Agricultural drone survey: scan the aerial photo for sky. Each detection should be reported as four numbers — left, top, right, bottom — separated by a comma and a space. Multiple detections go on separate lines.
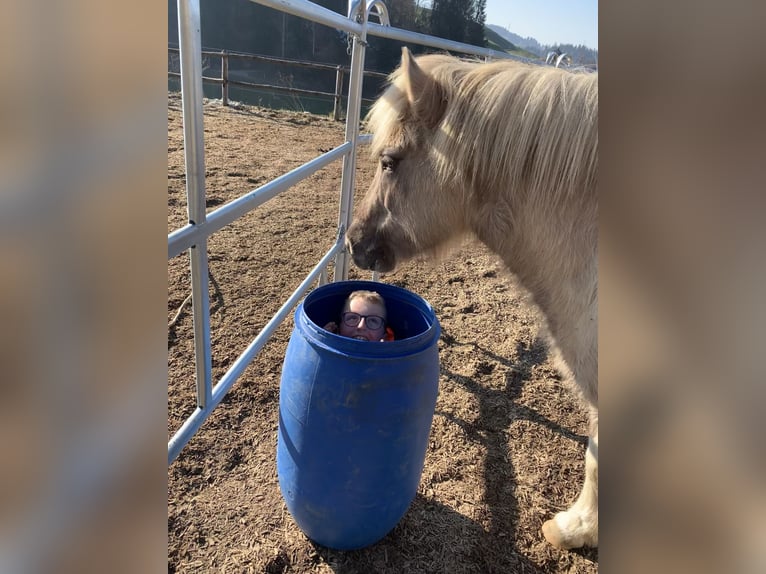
483, 0, 598, 50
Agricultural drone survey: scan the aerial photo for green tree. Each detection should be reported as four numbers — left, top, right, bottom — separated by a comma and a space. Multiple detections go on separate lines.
467, 0, 487, 46
429, 0, 486, 47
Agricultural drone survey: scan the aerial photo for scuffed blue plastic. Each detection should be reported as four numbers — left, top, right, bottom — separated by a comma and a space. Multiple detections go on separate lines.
277, 280, 440, 550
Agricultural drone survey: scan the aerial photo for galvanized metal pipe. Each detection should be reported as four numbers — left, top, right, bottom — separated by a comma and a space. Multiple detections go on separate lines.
366, 22, 535, 62
178, 0, 213, 409
334, 0, 371, 281
251, 0, 363, 35
178, 0, 206, 221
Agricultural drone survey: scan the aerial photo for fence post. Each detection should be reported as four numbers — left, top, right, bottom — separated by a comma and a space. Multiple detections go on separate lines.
333, 66, 343, 121
176, 0, 213, 428
221, 50, 229, 106
334, 3, 370, 281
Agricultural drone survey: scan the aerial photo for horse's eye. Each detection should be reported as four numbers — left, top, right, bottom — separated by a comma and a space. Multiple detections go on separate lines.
380, 155, 398, 172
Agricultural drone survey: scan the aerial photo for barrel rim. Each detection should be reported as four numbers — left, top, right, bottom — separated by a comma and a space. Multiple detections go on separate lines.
296, 280, 441, 357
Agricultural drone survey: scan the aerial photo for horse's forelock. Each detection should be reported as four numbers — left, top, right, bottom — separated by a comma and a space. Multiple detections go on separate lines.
366, 85, 408, 159
366, 61, 416, 158
366, 54, 468, 159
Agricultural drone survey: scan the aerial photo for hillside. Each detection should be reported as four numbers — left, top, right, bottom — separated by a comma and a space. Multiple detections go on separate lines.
484, 26, 538, 59
487, 24, 598, 65
487, 25, 543, 54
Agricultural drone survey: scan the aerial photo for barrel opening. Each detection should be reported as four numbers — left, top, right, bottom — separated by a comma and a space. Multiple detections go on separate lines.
303, 281, 434, 340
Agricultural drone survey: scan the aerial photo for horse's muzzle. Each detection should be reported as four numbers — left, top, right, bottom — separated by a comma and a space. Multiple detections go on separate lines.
345, 230, 395, 273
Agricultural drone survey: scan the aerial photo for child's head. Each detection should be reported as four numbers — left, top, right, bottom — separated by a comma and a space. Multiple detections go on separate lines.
339, 290, 387, 341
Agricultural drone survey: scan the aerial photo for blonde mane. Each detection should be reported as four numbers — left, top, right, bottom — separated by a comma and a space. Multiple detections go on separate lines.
366, 55, 598, 204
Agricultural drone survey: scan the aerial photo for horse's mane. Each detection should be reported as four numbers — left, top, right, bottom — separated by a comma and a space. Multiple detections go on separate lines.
366, 54, 598, 204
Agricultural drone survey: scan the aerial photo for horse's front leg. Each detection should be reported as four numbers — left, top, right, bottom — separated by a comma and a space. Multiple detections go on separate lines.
542, 415, 598, 549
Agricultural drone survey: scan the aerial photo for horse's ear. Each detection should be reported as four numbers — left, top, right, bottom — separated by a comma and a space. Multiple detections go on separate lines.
400, 47, 446, 128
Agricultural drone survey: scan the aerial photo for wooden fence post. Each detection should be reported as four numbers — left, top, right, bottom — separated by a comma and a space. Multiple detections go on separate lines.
221, 50, 229, 106
333, 66, 343, 121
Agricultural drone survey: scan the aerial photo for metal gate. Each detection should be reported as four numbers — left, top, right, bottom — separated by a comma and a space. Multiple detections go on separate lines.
168, 0, 527, 464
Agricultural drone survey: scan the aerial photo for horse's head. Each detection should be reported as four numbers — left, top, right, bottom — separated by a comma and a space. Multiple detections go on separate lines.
346, 48, 467, 273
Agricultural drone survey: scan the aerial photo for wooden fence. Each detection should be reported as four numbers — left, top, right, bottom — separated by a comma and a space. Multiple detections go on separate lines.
167, 47, 388, 120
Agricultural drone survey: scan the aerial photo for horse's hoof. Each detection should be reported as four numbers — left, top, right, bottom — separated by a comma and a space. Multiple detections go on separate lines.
542, 518, 570, 549
542, 514, 597, 549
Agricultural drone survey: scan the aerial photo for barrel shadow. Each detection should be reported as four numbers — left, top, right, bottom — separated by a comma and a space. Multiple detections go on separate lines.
308, 494, 541, 573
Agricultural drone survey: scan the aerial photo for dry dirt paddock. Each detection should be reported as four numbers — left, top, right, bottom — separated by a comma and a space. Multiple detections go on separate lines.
167, 92, 598, 573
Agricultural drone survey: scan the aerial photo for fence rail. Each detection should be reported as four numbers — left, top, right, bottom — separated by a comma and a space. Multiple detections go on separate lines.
168, 47, 388, 120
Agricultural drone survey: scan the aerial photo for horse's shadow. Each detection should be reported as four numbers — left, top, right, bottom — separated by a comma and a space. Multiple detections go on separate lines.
303, 327, 596, 572
436, 329, 594, 561
438, 328, 588, 445
306, 495, 541, 573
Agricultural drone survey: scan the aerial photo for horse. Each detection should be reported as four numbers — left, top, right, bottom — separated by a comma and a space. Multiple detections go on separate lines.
345, 48, 598, 550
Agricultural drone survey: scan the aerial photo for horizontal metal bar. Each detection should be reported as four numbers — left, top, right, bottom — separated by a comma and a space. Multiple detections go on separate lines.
250, 0, 363, 35
366, 22, 538, 63
168, 238, 344, 464
168, 142, 351, 259
247, 1, 522, 63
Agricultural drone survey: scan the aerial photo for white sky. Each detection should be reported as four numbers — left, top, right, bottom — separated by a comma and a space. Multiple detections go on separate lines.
483, 0, 598, 49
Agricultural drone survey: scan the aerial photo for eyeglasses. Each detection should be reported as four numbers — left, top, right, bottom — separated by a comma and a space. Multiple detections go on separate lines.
341, 311, 386, 330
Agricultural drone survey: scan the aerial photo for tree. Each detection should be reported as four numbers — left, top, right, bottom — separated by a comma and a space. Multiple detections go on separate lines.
467, 0, 487, 47
429, 0, 486, 47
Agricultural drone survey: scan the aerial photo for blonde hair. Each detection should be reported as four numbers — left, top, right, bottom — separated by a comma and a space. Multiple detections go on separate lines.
343, 290, 387, 319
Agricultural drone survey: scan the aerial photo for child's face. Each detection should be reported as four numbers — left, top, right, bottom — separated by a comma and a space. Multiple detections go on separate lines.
339, 298, 386, 341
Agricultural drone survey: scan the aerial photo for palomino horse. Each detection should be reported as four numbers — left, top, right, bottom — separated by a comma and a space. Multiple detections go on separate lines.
346, 48, 597, 549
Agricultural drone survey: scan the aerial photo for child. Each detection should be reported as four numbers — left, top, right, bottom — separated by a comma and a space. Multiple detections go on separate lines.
324, 290, 395, 342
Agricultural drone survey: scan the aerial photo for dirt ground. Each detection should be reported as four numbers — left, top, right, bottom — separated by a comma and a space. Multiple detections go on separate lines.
168, 92, 598, 573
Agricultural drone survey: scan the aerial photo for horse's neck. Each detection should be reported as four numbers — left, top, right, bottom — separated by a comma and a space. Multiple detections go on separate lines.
473, 205, 596, 338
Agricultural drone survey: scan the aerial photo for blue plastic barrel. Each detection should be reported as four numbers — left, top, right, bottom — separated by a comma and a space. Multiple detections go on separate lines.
277, 280, 440, 550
